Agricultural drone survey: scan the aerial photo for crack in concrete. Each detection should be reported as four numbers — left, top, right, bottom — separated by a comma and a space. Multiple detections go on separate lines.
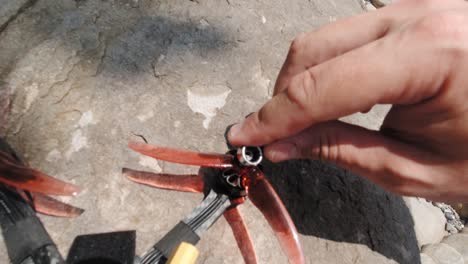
41, 58, 80, 100
93, 32, 108, 77
53, 85, 76, 105
92, 10, 102, 25
8, 119, 23, 136
0, 0, 39, 34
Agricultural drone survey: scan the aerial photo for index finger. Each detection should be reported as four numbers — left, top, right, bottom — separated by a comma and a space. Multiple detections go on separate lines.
272, 0, 464, 95
228, 28, 450, 146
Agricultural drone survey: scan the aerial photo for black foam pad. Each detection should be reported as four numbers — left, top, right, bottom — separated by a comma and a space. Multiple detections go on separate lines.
66, 231, 136, 264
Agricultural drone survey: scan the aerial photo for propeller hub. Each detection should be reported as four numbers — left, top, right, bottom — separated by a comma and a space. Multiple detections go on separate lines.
237, 146, 263, 167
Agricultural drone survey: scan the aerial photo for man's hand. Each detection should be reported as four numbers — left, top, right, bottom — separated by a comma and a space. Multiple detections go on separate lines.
227, 0, 468, 202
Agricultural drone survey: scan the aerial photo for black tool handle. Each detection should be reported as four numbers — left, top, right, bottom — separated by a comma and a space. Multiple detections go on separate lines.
0, 138, 64, 264
0, 186, 64, 264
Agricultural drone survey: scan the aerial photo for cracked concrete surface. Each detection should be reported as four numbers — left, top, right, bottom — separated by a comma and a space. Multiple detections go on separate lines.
0, 0, 449, 263
0, 0, 37, 32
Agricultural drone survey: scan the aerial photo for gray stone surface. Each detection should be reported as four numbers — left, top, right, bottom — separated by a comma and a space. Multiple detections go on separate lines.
442, 234, 468, 264
0, 0, 35, 31
0, 86, 9, 134
422, 243, 464, 264
0, 0, 436, 263
420, 253, 437, 264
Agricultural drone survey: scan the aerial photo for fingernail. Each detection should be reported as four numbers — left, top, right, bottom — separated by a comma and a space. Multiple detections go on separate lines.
228, 123, 242, 140
267, 143, 297, 162
224, 124, 237, 150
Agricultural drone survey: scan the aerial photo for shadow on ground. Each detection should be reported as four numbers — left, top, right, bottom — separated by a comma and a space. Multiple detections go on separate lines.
263, 159, 421, 264
0, 0, 234, 79
0, 1, 421, 263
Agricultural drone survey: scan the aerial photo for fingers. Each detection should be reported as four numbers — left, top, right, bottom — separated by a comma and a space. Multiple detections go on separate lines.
272, 0, 467, 95
229, 0, 467, 147
228, 25, 450, 146
263, 121, 442, 198
273, 9, 392, 95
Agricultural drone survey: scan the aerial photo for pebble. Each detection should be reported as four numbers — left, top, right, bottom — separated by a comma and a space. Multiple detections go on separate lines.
446, 223, 459, 235
445, 213, 456, 221
433, 202, 464, 234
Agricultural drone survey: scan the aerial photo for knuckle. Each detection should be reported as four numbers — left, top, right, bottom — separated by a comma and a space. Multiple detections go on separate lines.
244, 110, 277, 143
412, 12, 468, 42
286, 69, 318, 114
244, 112, 265, 136
289, 33, 307, 57
317, 130, 340, 163
307, 124, 341, 162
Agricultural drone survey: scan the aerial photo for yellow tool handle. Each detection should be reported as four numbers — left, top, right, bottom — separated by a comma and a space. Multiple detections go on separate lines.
167, 242, 199, 264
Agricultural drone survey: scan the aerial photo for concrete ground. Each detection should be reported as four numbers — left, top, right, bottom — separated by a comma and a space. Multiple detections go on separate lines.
0, 0, 461, 263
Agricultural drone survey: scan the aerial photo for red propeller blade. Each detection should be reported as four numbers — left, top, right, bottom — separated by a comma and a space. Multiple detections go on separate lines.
0, 155, 81, 196
29, 193, 84, 217
248, 176, 305, 264
128, 142, 234, 168
224, 206, 258, 264
123, 168, 204, 193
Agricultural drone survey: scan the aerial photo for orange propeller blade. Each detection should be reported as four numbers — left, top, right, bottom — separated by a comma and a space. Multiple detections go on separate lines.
224, 206, 258, 264
248, 176, 305, 264
123, 168, 204, 193
128, 141, 234, 168
0, 155, 80, 196
30, 193, 84, 218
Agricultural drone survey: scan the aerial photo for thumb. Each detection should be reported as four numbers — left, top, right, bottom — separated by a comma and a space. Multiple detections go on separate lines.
264, 121, 441, 197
